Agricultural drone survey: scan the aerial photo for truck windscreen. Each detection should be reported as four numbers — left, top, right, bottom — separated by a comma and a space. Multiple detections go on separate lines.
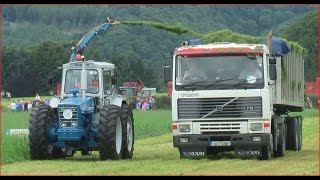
175, 55, 264, 90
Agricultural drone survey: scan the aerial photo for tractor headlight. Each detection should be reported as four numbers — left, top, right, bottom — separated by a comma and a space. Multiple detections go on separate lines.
250, 123, 263, 131
71, 121, 78, 128
63, 109, 73, 119
60, 122, 66, 127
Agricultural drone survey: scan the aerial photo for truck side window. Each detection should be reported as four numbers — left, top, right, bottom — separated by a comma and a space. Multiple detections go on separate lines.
103, 70, 112, 95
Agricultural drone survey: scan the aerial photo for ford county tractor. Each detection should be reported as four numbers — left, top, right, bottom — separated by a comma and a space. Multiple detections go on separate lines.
28, 18, 134, 160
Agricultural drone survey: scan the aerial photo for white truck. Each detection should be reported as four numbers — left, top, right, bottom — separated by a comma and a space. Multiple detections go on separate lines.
164, 33, 305, 160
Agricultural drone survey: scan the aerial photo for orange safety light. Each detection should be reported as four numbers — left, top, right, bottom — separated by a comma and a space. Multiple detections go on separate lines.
172, 124, 177, 130
76, 54, 82, 61
263, 122, 271, 128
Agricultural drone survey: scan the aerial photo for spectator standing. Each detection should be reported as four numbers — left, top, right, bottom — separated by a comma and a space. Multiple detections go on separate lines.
27, 101, 33, 111
35, 93, 41, 101
9, 101, 17, 112
7, 92, 11, 101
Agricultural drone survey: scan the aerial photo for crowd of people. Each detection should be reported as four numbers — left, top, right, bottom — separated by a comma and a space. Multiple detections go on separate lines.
7, 93, 50, 112
134, 96, 156, 111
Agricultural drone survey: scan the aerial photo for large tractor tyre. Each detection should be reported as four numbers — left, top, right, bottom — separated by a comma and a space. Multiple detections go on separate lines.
121, 104, 135, 159
98, 105, 123, 160
29, 105, 64, 160
297, 115, 303, 151
274, 121, 286, 157
286, 117, 299, 151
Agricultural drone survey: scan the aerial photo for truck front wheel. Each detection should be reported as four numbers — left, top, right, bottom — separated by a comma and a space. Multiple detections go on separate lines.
98, 105, 123, 160
274, 121, 286, 157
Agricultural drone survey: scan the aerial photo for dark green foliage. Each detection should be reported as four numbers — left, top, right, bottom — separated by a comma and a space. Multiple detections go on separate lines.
2, 41, 70, 97
1, 6, 317, 96
155, 96, 172, 110
281, 11, 318, 81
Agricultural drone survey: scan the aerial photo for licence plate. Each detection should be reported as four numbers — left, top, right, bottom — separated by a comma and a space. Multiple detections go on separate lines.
210, 141, 231, 146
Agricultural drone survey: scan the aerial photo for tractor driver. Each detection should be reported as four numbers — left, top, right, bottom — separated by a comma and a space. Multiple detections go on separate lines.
87, 74, 99, 93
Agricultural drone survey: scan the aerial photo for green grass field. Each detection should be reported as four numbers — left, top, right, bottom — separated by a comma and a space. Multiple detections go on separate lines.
1, 103, 319, 175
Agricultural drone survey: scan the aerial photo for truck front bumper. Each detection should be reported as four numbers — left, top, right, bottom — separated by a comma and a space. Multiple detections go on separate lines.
174, 133, 272, 158
173, 133, 271, 147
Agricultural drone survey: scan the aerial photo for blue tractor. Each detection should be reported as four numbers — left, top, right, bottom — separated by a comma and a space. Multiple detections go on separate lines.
28, 18, 134, 160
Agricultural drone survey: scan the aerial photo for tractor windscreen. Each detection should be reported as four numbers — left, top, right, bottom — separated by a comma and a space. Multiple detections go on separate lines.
64, 69, 99, 94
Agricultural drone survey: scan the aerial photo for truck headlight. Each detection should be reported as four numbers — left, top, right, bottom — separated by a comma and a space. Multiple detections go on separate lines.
178, 124, 191, 133
250, 123, 263, 131
63, 109, 73, 119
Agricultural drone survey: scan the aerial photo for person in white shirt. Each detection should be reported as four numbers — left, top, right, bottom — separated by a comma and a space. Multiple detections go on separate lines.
9, 101, 17, 112
27, 101, 33, 111
35, 93, 41, 101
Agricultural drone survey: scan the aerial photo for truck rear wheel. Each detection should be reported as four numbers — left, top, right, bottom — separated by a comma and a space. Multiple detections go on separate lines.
29, 105, 64, 159
286, 117, 299, 151
297, 115, 303, 150
121, 104, 134, 159
98, 105, 123, 160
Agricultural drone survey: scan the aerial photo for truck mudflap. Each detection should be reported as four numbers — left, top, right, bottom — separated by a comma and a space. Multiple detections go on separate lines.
179, 146, 207, 159
235, 146, 262, 157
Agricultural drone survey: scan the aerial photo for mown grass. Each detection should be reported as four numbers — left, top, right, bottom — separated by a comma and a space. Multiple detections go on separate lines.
1, 115, 319, 175
1, 108, 318, 175
1, 109, 172, 165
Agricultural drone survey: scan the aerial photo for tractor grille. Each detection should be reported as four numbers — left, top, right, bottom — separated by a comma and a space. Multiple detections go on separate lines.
58, 105, 78, 128
178, 97, 262, 119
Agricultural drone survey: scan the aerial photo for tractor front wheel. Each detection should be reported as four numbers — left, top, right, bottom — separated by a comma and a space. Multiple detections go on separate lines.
121, 104, 134, 159
98, 105, 123, 160
29, 105, 64, 160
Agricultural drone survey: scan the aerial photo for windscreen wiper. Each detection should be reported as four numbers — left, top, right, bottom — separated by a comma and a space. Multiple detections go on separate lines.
204, 78, 235, 88
232, 78, 263, 89
180, 81, 203, 91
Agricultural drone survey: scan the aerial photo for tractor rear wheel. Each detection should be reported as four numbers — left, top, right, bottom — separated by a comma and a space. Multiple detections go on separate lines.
98, 105, 123, 160
29, 105, 64, 160
121, 104, 134, 159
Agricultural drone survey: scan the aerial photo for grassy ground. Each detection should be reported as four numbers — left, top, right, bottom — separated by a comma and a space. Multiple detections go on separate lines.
1, 106, 319, 175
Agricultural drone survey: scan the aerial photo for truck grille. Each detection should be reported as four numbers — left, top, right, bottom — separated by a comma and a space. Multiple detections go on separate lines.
196, 121, 247, 134
58, 105, 78, 128
178, 97, 262, 119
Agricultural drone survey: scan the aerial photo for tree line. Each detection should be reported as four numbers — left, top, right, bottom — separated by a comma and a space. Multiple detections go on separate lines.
2, 6, 318, 97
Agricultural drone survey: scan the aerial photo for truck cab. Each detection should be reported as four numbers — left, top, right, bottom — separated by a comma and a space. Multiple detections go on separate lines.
165, 38, 304, 160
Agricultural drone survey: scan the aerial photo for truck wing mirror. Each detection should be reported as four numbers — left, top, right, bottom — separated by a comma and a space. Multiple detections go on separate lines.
163, 65, 172, 82
269, 64, 277, 81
